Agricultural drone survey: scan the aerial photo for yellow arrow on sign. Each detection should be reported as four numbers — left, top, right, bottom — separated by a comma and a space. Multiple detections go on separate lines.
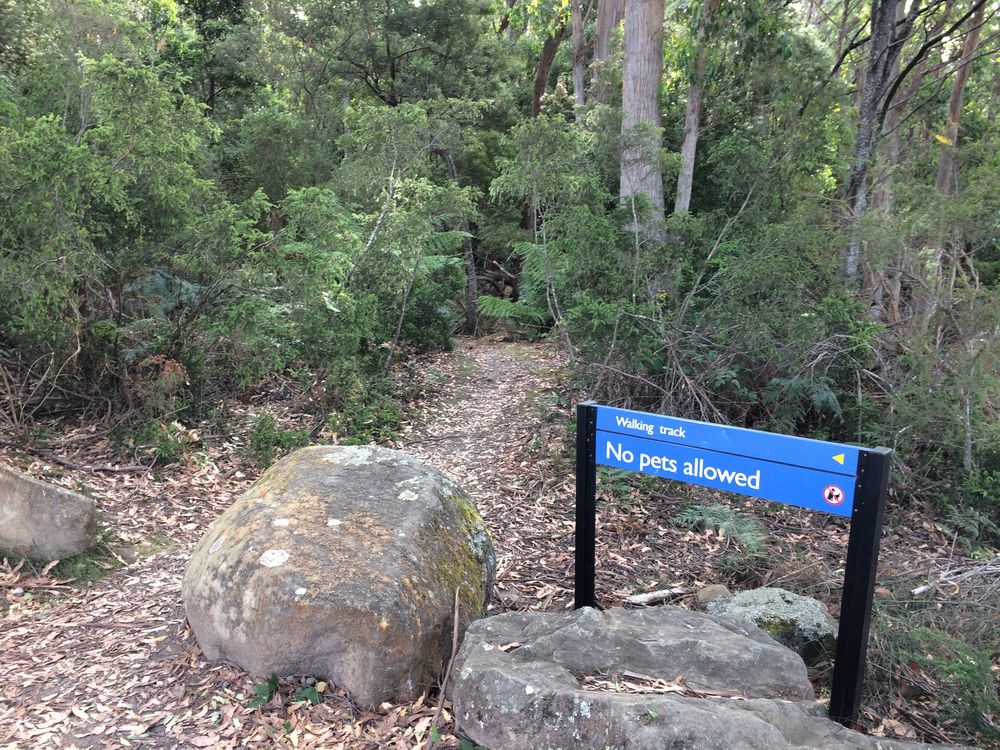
833, 453, 845, 465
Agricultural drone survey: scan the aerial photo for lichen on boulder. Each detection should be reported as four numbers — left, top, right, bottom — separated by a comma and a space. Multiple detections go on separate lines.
708, 587, 838, 665
182, 445, 495, 707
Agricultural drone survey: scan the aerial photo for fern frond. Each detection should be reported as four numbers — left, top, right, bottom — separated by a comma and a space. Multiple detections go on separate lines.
673, 502, 767, 554
423, 230, 472, 254
476, 295, 549, 324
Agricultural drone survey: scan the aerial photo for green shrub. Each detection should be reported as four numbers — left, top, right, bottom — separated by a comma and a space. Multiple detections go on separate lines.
903, 627, 999, 741
327, 374, 403, 445
247, 415, 312, 468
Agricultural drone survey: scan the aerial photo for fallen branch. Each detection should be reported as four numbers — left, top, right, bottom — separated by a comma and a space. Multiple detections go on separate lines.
624, 587, 689, 606
0, 581, 74, 591
0, 443, 152, 473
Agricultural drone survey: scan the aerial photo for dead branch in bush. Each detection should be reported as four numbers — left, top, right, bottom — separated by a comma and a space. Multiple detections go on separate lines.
0, 342, 81, 434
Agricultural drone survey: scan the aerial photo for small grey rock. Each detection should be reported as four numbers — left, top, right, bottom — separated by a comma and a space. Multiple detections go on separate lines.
695, 583, 733, 609
708, 587, 838, 665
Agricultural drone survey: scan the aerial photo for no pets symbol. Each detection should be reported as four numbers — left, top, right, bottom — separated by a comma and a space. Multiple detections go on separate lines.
823, 484, 845, 506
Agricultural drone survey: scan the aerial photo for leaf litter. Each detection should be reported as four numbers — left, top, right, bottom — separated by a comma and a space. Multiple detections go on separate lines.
1, 337, 994, 748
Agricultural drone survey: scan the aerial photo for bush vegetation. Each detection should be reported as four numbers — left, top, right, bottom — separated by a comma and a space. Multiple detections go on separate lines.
1, 0, 997, 742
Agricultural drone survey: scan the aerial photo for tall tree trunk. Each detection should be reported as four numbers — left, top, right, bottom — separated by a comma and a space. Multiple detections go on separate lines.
523, 23, 568, 232
497, 0, 516, 38
673, 0, 718, 214
865, 3, 907, 324
592, 0, 625, 103
435, 149, 478, 334
842, 0, 984, 283
571, 0, 588, 107
842, 0, 910, 282
935, 1, 984, 195
532, 24, 566, 116
912, 1, 987, 332
620, 0, 665, 241
870, 1, 906, 213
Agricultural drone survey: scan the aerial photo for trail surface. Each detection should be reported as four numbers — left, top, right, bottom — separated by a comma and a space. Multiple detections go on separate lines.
0, 338, 574, 749
1, 338, 982, 748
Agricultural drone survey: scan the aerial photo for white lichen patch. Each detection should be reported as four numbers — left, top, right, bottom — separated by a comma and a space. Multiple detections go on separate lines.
322, 446, 373, 465
481, 643, 495, 651
294, 587, 307, 596
209, 535, 225, 554
579, 701, 591, 718
525, 685, 535, 695
327, 518, 343, 527
273, 518, 290, 527
258, 548, 290, 567
398, 489, 419, 503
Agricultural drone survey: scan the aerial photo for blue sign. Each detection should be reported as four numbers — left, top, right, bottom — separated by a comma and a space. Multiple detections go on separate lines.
594, 405, 860, 516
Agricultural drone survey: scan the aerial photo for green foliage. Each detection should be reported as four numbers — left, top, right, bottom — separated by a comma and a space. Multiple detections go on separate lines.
247, 415, 312, 468
940, 494, 1000, 551
327, 374, 403, 445
762, 376, 842, 435
477, 296, 549, 329
597, 467, 644, 510
126, 420, 198, 465
292, 685, 322, 705
401, 253, 464, 351
904, 629, 998, 740
4, 525, 123, 587
247, 674, 280, 710
672, 502, 768, 555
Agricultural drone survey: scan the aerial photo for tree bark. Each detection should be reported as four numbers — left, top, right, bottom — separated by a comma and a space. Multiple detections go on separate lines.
592, 0, 625, 103
935, 1, 984, 195
532, 24, 567, 117
435, 148, 478, 333
673, 0, 718, 215
571, 0, 588, 107
912, 1, 987, 332
842, 0, 987, 285
620, 0, 665, 240
842, 0, 914, 282
870, 1, 906, 213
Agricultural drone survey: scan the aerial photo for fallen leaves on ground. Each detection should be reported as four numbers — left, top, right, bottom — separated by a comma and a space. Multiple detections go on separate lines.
1, 337, 991, 748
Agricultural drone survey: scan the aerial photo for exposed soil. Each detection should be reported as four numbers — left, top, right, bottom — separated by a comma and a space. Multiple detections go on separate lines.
1, 337, 996, 749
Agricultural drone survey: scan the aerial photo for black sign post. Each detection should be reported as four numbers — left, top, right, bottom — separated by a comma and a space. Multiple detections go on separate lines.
573, 401, 891, 727
828, 447, 891, 725
574, 402, 598, 609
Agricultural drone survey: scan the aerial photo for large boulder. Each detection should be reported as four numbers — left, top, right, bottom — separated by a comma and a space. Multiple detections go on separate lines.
0, 465, 97, 560
451, 607, 967, 750
182, 445, 495, 707
707, 587, 838, 664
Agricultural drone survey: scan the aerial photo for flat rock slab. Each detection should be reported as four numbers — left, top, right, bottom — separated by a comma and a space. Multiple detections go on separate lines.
0, 464, 97, 560
452, 607, 971, 750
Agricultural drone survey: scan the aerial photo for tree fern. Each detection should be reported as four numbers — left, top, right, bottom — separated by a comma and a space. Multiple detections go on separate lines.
422, 230, 472, 255
763, 376, 842, 432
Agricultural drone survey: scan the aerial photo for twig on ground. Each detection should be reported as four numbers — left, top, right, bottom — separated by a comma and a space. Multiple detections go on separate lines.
427, 586, 462, 749
0, 581, 75, 591
0, 441, 152, 473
